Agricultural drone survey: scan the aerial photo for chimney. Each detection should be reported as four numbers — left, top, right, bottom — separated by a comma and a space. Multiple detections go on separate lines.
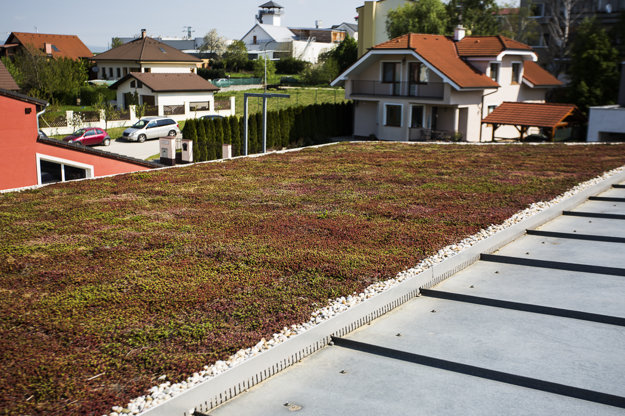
454, 25, 466, 42
619, 61, 625, 107
44, 43, 52, 54
141, 29, 147, 39
315, 20, 323, 29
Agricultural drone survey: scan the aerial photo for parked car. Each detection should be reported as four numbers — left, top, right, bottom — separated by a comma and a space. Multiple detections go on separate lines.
122, 117, 180, 142
63, 127, 111, 146
200, 115, 224, 120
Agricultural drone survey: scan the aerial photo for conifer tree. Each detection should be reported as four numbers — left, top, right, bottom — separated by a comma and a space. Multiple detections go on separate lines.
205, 119, 216, 160
183, 119, 198, 162
230, 116, 241, 156
196, 119, 207, 161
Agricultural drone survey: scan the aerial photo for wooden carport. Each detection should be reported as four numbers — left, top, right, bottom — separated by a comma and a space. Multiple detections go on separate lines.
481, 102, 584, 141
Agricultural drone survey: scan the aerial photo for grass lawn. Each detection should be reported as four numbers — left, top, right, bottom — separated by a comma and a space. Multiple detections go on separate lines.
215, 87, 348, 117
2, 142, 625, 415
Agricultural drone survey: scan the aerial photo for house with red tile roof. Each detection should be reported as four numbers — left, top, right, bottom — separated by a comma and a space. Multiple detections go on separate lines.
0, 65, 159, 192
0, 61, 19, 91
93, 30, 202, 81
331, 28, 563, 141
0, 32, 93, 60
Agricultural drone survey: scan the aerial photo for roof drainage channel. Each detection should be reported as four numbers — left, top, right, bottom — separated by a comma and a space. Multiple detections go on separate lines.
480, 253, 625, 276
588, 196, 625, 202
525, 229, 625, 243
418, 288, 625, 327
330, 336, 625, 409
563, 211, 625, 220
613, 184, 625, 189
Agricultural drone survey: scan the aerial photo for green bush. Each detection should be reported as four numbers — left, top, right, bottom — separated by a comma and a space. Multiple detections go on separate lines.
275, 57, 309, 74
79, 85, 116, 106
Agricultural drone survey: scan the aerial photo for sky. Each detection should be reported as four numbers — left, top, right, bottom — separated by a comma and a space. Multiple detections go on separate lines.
1, 0, 364, 52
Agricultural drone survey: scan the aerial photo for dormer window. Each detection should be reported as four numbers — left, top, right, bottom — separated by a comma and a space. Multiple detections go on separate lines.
490, 63, 500, 83
511, 62, 521, 84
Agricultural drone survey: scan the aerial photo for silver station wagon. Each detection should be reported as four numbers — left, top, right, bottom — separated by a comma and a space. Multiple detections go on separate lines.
123, 117, 180, 142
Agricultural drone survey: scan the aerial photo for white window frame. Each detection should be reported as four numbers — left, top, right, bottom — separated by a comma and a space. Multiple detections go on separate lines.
488, 105, 497, 114
36, 153, 94, 185
383, 103, 403, 127
409, 104, 425, 128
511, 61, 523, 85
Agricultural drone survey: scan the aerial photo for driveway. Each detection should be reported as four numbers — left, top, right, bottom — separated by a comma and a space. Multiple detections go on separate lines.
99, 138, 161, 160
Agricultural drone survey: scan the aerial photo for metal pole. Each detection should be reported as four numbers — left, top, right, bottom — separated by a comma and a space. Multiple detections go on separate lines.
262, 96, 267, 153
244, 95, 249, 156
264, 51, 267, 93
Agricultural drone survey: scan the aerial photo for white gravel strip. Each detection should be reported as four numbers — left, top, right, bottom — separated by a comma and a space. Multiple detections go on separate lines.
105, 160, 625, 416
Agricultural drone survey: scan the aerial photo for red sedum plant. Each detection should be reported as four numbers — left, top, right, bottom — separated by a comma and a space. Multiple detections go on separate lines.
1, 142, 625, 415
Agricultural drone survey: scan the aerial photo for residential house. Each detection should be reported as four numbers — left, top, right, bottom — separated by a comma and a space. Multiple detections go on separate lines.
356, 0, 412, 57
0, 32, 93, 60
110, 72, 220, 116
332, 23, 359, 40
0, 88, 157, 192
94, 30, 202, 81
331, 29, 563, 142
587, 62, 625, 141
520, 0, 625, 63
241, 1, 348, 64
0, 61, 19, 91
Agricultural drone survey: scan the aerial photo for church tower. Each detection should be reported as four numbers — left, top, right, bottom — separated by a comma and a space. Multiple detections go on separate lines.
256, 1, 284, 26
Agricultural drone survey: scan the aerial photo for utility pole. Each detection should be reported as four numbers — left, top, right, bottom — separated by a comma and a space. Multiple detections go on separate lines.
243, 93, 290, 156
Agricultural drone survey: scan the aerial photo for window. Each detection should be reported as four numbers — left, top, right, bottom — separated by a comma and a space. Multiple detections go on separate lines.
144, 68, 151, 73
410, 105, 424, 128
51, 44, 60, 52
117, 68, 121, 78
102, 67, 107, 79
511, 62, 521, 84
253, 35, 258, 44
488, 105, 497, 114
384, 104, 402, 127
190, 101, 210, 111
531, 3, 544, 16
123, 67, 129, 76
409, 62, 429, 84
108, 68, 113, 78
37, 155, 92, 185
137, 81, 143, 88
130, 80, 136, 88
382, 62, 399, 83
490, 63, 500, 82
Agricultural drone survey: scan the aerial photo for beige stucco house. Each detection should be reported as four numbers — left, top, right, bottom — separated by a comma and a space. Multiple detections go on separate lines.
331, 29, 562, 142
356, 0, 412, 57
94, 30, 201, 81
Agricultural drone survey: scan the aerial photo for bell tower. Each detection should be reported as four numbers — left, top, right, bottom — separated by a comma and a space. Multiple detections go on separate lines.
257, 1, 284, 26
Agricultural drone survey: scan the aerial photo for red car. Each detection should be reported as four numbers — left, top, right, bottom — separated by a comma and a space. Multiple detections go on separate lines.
63, 127, 111, 146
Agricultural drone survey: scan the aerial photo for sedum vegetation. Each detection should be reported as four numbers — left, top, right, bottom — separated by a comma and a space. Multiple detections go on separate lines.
2, 142, 625, 415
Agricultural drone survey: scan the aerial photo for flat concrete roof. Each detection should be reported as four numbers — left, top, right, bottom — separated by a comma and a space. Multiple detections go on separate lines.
210, 184, 625, 416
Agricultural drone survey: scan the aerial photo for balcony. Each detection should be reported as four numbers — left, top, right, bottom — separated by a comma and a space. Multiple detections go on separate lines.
351, 80, 445, 100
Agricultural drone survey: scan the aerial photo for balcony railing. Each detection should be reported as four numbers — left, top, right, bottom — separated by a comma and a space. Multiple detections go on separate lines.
351, 80, 445, 99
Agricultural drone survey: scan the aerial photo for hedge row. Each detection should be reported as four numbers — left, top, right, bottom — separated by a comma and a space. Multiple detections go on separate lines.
182, 102, 354, 162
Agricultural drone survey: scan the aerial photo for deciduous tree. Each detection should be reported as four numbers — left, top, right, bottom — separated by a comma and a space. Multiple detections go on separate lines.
446, 0, 500, 36
386, 0, 449, 38
201, 29, 227, 57
223, 40, 249, 72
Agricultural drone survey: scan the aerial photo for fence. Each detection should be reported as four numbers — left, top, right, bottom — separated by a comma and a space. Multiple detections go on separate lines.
211, 78, 262, 88
39, 97, 236, 137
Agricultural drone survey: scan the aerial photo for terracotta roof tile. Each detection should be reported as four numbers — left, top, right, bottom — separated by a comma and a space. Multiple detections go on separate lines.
0, 61, 19, 91
522, 61, 562, 87
95, 37, 201, 63
482, 102, 579, 128
7, 32, 93, 60
374, 34, 499, 89
456, 35, 532, 57
110, 73, 218, 92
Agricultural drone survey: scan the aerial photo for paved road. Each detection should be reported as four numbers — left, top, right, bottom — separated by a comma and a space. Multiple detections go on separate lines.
210, 183, 625, 416
96, 138, 161, 160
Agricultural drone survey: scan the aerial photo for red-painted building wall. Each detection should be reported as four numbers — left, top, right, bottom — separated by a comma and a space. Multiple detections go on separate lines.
0, 94, 151, 191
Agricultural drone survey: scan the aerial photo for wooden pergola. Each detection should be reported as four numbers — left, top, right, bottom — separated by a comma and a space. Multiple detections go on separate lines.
482, 102, 584, 141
